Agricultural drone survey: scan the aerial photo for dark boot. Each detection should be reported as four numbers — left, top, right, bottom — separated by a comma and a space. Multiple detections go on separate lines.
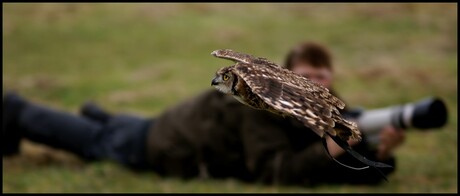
80, 101, 112, 124
3, 92, 28, 156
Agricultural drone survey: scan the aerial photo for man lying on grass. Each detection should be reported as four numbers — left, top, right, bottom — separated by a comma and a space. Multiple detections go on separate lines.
3, 41, 404, 186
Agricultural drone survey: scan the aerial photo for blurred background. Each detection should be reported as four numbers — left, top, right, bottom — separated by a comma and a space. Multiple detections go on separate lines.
2, 3, 457, 193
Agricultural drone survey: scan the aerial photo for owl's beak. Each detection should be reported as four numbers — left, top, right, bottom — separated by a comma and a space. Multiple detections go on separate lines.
211, 77, 219, 86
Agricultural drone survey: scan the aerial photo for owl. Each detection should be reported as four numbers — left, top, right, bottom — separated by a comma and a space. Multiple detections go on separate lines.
210, 49, 392, 179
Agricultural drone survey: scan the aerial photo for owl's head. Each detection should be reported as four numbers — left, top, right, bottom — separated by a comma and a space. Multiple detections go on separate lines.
211, 66, 237, 94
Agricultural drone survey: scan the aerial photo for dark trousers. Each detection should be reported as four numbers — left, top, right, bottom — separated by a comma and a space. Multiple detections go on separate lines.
15, 99, 152, 170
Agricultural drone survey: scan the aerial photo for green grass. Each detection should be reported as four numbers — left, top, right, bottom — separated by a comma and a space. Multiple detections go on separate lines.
3, 3, 457, 193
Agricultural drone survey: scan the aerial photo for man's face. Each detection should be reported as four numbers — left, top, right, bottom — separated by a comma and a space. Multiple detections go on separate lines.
291, 62, 333, 89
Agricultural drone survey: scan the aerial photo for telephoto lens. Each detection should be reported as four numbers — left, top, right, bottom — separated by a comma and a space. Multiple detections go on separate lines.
355, 97, 448, 147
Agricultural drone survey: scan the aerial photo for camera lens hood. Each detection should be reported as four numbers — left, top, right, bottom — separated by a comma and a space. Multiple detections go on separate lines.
411, 97, 448, 130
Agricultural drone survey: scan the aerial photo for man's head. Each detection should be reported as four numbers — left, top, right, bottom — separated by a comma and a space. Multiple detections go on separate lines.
284, 41, 334, 89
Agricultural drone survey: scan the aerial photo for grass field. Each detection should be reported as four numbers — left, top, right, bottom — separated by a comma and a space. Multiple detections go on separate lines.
2, 3, 457, 193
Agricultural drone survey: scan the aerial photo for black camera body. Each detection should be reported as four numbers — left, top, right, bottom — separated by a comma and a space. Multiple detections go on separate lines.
350, 97, 448, 146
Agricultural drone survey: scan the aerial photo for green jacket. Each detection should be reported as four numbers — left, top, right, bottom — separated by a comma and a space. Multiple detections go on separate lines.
145, 89, 395, 186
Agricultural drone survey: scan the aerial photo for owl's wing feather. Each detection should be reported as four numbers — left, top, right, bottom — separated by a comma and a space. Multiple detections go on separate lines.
212, 49, 280, 68
223, 48, 361, 140
232, 62, 337, 138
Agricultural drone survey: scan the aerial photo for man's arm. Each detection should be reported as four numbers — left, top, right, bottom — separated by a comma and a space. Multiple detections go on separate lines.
240, 110, 396, 186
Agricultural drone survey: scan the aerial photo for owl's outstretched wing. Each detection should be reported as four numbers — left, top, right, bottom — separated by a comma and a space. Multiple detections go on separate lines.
232, 62, 337, 138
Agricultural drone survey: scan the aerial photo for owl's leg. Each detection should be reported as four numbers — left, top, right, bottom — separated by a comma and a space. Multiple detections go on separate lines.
323, 132, 393, 182
321, 137, 370, 170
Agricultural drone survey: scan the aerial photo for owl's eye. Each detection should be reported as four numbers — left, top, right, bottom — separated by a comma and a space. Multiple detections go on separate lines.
223, 75, 230, 81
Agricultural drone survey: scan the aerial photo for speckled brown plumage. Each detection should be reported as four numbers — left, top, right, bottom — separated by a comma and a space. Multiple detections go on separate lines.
211, 49, 360, 142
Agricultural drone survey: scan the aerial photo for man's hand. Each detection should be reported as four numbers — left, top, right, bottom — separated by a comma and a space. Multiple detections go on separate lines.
326, 135, 360, 158
376, 125, 406, 160
327, 125, 405, 159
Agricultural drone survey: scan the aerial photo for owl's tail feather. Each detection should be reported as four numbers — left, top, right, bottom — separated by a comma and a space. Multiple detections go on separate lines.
322, 132, 393, 182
